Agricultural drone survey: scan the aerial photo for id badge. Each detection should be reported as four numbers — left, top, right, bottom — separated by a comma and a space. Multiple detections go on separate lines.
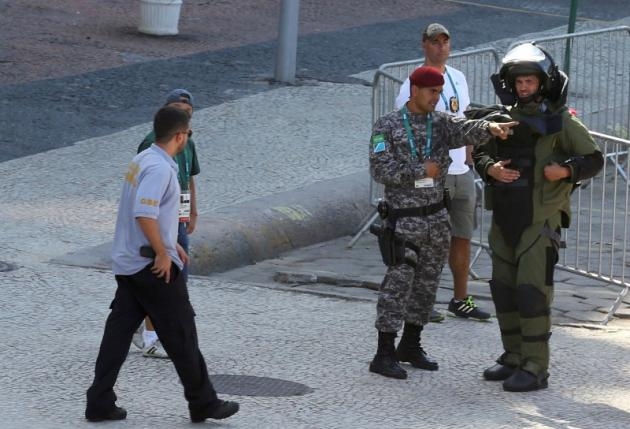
179, 192, 191, 223
449, 96, 459, 113
415, 178, 435, 188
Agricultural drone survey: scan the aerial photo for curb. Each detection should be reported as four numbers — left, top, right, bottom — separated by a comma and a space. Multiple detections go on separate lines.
190, 171, 373, 275
52, 171, 374, 275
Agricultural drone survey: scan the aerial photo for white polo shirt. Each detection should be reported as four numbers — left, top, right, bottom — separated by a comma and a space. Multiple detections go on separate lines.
111, 144, 183, 275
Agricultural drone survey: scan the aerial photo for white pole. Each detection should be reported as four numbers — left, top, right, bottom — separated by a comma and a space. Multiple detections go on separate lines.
274, 0, 300, 83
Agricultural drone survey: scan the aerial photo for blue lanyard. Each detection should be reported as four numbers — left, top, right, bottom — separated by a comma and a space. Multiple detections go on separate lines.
439, 68, 459, 112
400, 106, 432, 160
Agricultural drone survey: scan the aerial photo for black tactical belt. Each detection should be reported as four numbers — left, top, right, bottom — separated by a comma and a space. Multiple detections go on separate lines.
388, 201, 446, 219
372, 199, 446, 268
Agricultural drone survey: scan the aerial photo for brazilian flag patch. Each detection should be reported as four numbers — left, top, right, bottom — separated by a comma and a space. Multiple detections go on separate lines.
372, 134, 386, 153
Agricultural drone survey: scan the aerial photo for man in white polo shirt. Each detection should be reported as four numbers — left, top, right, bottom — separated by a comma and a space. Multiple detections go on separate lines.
85, 106, 239, 423
396, 23, 490, 321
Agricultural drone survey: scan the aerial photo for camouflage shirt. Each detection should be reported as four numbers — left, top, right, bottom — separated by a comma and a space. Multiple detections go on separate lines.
370, 109, 492, 208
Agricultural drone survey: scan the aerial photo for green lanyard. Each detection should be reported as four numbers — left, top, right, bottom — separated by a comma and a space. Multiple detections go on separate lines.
439, 68, 459, 113
400, 106, 432, 160
177, 148, 190, 190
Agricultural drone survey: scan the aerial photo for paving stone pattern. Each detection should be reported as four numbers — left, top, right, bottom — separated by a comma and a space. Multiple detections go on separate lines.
2, 5, 630, 428
2, 263, 630, 428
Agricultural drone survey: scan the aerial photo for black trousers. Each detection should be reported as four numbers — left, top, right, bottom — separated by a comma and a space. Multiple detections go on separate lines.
86, 263, 218, 416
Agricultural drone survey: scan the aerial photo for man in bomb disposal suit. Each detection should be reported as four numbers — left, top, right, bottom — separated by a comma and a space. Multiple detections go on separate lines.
472, 43, 603, 392
368, 66, 517, 379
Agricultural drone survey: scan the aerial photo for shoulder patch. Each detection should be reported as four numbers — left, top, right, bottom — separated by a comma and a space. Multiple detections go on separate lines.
371, 134, 386, 153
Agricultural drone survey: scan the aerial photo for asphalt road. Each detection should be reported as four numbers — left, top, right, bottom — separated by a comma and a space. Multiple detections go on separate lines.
1, 0, 628, 162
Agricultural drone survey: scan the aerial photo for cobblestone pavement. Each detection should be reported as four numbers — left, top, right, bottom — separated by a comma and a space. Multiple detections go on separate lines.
2, 5, 630, 428
219, 233, 630, 325
0, 81, 370, 267
7, 0, 627, 162
2, 78, 630, 426
2, 263, 630, 428
4, 0, 604, 85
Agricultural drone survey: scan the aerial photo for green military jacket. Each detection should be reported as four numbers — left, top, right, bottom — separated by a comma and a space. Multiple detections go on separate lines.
474, 105, 600, 228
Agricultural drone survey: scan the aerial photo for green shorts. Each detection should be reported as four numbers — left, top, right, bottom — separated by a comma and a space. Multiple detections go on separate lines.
445, 169, 476, 239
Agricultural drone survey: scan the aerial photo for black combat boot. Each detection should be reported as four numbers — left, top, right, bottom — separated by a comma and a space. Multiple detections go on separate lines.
396, 323, 438, 371
503, 369, 548, 392
483, 353, 518, 381
369, 331, 407, 379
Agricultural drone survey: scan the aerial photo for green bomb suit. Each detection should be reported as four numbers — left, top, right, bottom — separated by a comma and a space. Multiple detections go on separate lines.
473, 106, 602, 380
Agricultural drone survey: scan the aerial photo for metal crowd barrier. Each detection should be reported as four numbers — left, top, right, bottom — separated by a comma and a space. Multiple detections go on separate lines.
354, 27, 630, 322
348, 48, 500, 248
560, 132, 630, 323
507, 26, 630, 136
368, 47, 500, 207
365, 27, 630, 212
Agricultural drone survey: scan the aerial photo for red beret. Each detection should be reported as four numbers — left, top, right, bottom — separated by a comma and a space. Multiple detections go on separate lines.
409, 66, 444, 88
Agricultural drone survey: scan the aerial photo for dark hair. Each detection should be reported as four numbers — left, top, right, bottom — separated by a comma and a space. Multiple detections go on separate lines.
153, 106, 190, 143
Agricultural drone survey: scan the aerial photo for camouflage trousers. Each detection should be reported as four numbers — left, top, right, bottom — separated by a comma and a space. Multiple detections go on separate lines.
375, 213, 451, 332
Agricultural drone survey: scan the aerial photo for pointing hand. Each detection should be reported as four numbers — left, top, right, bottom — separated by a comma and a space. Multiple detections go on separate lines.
489, 121, 519, 140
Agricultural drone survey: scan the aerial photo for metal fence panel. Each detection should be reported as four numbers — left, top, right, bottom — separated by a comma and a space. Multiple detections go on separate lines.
508, 26, 630, 136
371, 47, 500, 123
365, 27, 630, 322
471, 132, 630, 324
370, 48, 500, 205
560, 132, 630, 322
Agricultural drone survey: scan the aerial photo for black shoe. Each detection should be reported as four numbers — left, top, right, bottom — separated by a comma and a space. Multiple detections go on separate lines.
396, 346, 439, 371
190, 400, 240, 423
369, 354, 408, 379
483, 363, 517, 381
85, 405, 127, 422
448, 296, 491, 320
503, 369, 548, 392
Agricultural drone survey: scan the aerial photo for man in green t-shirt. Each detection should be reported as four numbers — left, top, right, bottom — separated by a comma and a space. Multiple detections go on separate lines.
133, 89, 201, 359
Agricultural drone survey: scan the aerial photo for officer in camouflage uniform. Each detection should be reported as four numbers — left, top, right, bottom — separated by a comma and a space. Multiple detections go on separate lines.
368, 66, 517, 380
472, 43, 603, 392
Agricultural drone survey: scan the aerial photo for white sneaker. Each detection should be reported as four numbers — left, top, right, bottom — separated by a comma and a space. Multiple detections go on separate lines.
142, 339, 169, 359
132, 325, 144, 350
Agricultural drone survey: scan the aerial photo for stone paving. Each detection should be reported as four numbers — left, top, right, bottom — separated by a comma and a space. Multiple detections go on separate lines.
0, 81, 371, 267
2, 13, 630, 429
2, 0, 579, 163
218, 233, 630, 327
3, 262, 630, 428
2, 76, 630, 426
